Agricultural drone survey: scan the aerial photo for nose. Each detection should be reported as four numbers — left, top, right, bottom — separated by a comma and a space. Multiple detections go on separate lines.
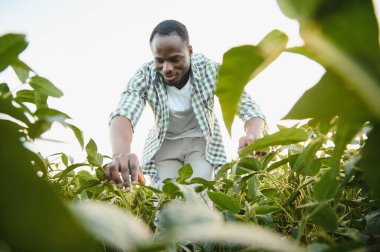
163, 61, 173, 73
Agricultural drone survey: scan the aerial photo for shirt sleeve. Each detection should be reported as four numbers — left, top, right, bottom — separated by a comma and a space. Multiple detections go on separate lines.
236, 90, 265, 123
109, 67, 147, 131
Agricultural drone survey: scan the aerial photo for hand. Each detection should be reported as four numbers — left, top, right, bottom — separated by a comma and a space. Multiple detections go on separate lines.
104, 153, 146, 191
238, 133, 266, 157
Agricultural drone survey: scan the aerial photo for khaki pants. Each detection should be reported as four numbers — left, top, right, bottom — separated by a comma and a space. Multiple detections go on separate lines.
151, 137, 214, 190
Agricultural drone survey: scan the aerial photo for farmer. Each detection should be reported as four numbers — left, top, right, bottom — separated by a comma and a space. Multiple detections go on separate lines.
105, 20, 265, 191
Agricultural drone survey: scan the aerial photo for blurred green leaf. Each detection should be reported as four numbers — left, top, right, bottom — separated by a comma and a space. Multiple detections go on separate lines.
313, 168, 339, 201
29, 75, 63, 98
28, 119, 52, 139
239, 128, 308, 157
216, 30, 288, 134
208, 191, 241, 213
11, 59, 32, 83
0, 83, 12, 102
0, 120, 95, 251
0, 34, 28, 72
161, 202, 304, 252
70, 202, 151, 251
364, 210, 380, 236
284, 71, 373, 122
280, 0, 380, 121
359, 125, 380, 206
309, 204, 339, 232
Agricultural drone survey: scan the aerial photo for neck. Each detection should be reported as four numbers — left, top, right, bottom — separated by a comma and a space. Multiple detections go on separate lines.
174, 70, 190, 90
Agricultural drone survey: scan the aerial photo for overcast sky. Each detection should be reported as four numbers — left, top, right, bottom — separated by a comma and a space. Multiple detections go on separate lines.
1, 0, 378, 163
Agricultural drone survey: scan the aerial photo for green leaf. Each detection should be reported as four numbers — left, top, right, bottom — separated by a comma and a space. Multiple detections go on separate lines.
85, 138, 97, 157
247, 176, 259, 200
95, 167, 107, 181
87, 153, 103, 167
67, 123, 84, 149
239, 128, 308, 157
260, 188, 279, 199
238, 157, 262, 171
70, 202, 151, 251
216, 30, 288, 134
208, 191, 241, 213
0, 33, 28, 72
35, 108, 70, 120
76, 170, 95, 182
54, 163, 91, 179
28, 75, 63, 98
255, 205, 280, 214
15, 89, 35, 103
292, 138, 324, 176
0, 120, 95, 251
189, 177, 216, 191
11, 59, 32, 83
177, 163, 193, 182
309, 203, 339, 232
75, 179, 100, 194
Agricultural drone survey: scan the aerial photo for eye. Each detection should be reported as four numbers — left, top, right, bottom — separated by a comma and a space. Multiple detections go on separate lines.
155, 58, 164, 64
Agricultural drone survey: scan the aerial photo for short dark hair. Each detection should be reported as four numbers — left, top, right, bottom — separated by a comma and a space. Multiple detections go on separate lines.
149, 20, 189, 44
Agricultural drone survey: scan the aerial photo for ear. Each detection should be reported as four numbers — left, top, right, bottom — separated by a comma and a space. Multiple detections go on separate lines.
188, 45, 193, 56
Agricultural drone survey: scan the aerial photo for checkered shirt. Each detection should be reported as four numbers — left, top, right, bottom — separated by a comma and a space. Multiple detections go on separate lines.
110, 54, 264, 183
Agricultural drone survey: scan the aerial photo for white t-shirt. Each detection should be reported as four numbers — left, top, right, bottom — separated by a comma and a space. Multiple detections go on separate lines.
165, 79, 204, 140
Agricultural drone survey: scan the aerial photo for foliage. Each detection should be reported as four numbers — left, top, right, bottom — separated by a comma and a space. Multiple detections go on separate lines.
1, 0, 380, 251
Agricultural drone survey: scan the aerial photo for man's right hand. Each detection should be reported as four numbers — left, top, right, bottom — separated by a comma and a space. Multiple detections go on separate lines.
104, 153, 146, 191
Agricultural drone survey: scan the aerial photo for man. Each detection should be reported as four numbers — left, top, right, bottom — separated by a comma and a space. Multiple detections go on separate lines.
105, 20, 265, 191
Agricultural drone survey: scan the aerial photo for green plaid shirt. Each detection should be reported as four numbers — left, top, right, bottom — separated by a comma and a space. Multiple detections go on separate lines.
110, 54, 264, 182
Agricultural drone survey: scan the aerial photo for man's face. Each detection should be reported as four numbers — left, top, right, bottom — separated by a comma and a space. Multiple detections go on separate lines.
150, 33, 192, 87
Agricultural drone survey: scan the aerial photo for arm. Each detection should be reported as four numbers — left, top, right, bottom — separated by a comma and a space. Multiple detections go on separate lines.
238, 117, 265, 155
236, 91, 266, 155
104, 116, 145, 191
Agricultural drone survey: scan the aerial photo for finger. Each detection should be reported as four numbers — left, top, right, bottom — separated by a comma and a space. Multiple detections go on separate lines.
138, 168, 146, 185
104, 163, 111, 180
110, 162, 122, 184
238, 136, 246, 151
120, 162, 131, 191
129, 154, 139, 185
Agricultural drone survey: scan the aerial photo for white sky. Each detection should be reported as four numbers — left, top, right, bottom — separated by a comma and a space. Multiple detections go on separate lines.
1, 0, 378, 163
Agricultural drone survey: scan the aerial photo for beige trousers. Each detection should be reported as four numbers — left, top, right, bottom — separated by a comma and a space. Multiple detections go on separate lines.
151, 137, 214, 190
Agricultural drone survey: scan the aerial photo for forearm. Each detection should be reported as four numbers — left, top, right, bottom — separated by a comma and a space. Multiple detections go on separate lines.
109, 116, 133, 158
